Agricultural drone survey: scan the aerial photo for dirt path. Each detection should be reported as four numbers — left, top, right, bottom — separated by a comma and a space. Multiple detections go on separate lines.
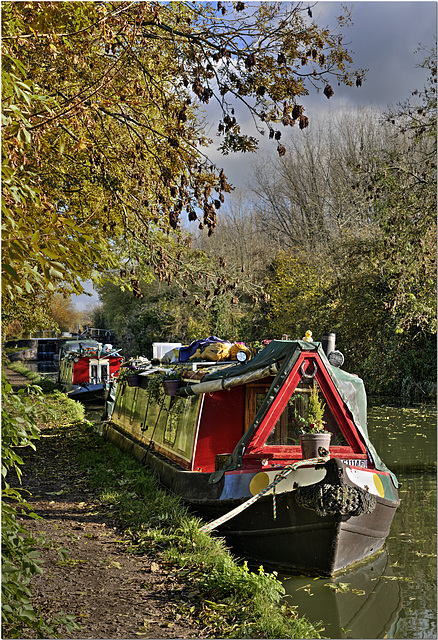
3, 366, 33, 390
4, 368, 201, 639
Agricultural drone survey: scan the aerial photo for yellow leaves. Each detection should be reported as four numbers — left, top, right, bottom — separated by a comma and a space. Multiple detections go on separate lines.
71, 138, 91, 152
267, 250, 328, 337
48, 262, 66, 279
49, 43, 58, 57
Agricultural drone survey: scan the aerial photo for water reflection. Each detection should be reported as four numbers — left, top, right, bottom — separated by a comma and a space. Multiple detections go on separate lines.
385, 472, 437, 639
282, 550, 401, 639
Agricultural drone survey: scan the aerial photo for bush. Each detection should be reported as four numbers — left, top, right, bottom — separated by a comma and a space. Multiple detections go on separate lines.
1, 378, 79, 638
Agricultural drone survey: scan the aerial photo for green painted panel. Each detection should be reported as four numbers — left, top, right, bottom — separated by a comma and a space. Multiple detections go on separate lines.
174, 396, 203, 458
112, 381, 202, 463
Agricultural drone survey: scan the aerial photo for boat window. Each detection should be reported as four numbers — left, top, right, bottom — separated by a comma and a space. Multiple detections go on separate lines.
264, 378, 348, 447
163, 397, 191, 447
91, 364, 98, 383
101, 364, 108, 381
164, 401, 180, 446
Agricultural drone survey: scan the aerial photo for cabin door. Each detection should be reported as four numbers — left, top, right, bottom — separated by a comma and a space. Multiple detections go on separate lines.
89, 359, 109, 384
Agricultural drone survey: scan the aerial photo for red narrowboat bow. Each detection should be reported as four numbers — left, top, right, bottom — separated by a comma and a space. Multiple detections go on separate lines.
58, 340, 123, 404
105, 339, 399, 575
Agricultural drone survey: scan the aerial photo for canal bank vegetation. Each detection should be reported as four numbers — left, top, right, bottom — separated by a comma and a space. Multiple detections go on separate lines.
4, 361, 60, 392
2, 378, 322, 638
1, 378, 82, 638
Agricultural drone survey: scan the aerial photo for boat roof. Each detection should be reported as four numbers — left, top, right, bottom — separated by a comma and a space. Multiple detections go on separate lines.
205, 339, 367, 429
62, 340, 101, 351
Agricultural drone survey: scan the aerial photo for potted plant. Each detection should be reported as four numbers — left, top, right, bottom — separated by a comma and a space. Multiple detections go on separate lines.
163, 369, 182, 396
299, 382, 331, 459
126, 369, 141, 387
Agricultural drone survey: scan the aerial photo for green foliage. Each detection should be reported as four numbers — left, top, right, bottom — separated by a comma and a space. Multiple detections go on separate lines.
95, 258, 252, 357
2, 1, 362, 333
267, 250, 329, 340
1, 379, 42, 482
1, 378, 80, 638
35, 389, 86, 426
306, 383, 326, 432
256, 50, 437, 397
2, 499, 43, 639
145, 372, 167, 407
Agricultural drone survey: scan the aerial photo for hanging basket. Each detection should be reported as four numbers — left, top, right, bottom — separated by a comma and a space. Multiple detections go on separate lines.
139, 375, 149, 389
300, 432, 331, 459
163, 380, 182, 396
127, 374, 140, 387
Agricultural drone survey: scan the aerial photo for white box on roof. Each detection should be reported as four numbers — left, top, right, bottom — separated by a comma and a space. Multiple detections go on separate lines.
152, 342, 182, 360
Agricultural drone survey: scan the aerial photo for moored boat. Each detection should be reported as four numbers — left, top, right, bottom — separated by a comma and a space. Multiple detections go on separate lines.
104, 338, 400, 575
58, 340, 123, 404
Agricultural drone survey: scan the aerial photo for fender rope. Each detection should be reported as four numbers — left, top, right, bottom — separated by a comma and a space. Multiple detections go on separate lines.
199, 454, 329, 533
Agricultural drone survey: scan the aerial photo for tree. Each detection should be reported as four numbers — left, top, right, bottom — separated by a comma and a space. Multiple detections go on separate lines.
193, 188, 275, 338
250, 107, 394, 253
366, 47, 437, 336
344, 48, 437, 396
250, 48, 436, 395
49, 293, 83, 333
266, 248, 331, 341
2, 1, 364, 333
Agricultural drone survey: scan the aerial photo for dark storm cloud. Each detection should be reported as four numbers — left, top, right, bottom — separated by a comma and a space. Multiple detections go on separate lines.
311, 1, 436, 109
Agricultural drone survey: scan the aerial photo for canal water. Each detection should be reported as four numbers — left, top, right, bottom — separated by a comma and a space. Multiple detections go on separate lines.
281, 403, 437, 639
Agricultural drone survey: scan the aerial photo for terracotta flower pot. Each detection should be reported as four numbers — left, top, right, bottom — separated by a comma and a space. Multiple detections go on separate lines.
300, 432, 331, 459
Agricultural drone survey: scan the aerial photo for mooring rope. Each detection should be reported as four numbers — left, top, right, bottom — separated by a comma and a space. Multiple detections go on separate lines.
199, 453, 330, 533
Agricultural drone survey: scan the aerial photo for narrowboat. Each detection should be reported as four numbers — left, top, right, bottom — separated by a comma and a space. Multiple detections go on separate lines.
104, 339, 400, 575
58, 340, 123, 403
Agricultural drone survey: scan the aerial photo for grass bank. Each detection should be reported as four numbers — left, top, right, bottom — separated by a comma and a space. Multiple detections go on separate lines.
4, 361, 60, 393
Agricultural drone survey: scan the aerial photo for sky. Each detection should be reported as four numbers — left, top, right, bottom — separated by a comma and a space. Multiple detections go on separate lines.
71, 0, 436, 311
207, 0, 437, 191
311, 1, 435, 109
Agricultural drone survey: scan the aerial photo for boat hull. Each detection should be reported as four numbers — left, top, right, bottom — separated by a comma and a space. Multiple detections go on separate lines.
68, 383, 106, 404
103, 422, 399, 575
203, 493, 398, 575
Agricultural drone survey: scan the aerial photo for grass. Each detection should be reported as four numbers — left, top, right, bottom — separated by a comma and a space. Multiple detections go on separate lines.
4, 361, 60, 393
73, 423, 323, 638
